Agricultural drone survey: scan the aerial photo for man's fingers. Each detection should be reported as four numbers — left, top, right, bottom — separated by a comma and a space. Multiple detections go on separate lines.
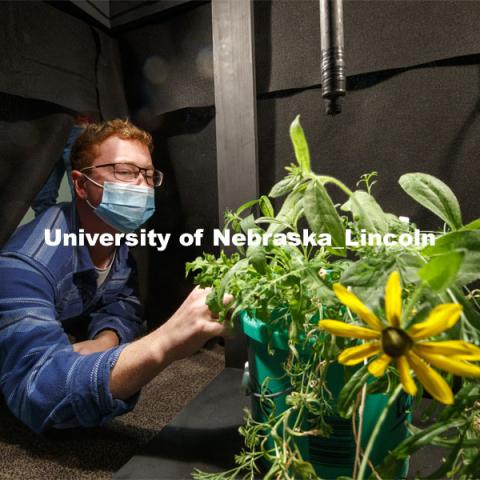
193, 287, 231, 306
193, 285, 212, 296
204, 321, 228, 337
222, 293, 234, 305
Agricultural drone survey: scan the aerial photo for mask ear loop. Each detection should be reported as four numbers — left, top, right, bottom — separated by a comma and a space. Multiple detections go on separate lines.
82, 173, 104, 211
82, 173, 104, 189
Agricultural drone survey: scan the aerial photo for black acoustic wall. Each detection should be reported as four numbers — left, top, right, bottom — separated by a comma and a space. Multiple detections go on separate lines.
120, 0, 480, 112
0, 1, 128, 118
117, 0, 480, 325
0, 94, 74, 245
258, 58, 480, 229
0, 1, 129, 246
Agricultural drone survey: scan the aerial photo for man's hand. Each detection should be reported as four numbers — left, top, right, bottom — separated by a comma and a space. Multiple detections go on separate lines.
155, 286, 232, 363
109, 286, 233, 400
72, 329, 120, 355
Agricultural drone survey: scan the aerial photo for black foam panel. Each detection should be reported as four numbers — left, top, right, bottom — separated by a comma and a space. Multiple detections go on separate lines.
0, 93, 74, 246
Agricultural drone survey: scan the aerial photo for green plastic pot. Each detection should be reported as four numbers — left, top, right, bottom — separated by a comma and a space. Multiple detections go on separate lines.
240, 310, 411, 479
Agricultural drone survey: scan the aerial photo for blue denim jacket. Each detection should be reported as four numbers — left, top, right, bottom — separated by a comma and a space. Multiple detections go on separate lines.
0, 203, 143, 433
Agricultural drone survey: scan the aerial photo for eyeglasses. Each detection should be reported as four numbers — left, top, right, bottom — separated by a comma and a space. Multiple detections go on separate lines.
80, 163, 164, 187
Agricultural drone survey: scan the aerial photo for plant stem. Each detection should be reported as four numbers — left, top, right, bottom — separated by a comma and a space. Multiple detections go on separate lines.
446, 287, 480, 344
356, 384, 403, 480
353, 383, 367, 479
402, 283, 425, 328
317, 175, 354, 196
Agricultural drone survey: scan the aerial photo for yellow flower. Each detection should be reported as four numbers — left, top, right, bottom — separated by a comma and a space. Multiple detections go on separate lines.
319, 271, 480, 405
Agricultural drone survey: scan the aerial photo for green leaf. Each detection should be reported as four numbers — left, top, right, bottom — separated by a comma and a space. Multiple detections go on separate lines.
340, 198, 352, 212
425, 427, 467, 479
423, 230, 480, 284
463, 453, 480, 478
394, 252, 424, 285
267, 189, 304, 235
247, 246, 267, 274
292, 459, 317, 479
350, 190, 388, 233
259, 195, 274, 218
390, 418, 466, 459
289, 115, 311, 173
376, 417, 466, 479
337, 364, 369, 418
340, 257, 395, 307
384, 213, 413, 234
423, 230, 480, 256
303, 180, 346, 254
301, 265, 337, 304
366, 374, 389, 394
418, 251, 464, 291
234, 198, 260, 216
448, 286, 480, 331
215, 258, 249, 314
399, 173, 462, 230
269, 176, 299, 198
462, 218, 480, 230
239, 214, 256, 234
341, 257, 394, 288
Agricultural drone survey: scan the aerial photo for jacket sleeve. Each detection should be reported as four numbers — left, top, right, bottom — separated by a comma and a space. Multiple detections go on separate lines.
87, 254, 145, 344
0, 254, 138, 433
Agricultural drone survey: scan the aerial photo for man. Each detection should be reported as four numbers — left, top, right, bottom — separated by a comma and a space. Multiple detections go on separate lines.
0, 119, 229, 433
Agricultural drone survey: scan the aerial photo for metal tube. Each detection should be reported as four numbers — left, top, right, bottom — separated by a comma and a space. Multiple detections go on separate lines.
319, 0, 346, 115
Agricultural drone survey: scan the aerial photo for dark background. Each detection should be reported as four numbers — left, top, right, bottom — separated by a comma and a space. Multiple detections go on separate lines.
1, 0, 479, 329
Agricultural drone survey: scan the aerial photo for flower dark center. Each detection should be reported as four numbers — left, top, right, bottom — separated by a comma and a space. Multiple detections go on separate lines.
381, 327, 413, 358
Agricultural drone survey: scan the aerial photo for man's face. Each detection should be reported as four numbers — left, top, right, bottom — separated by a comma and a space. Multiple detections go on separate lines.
82, 136, 154, 208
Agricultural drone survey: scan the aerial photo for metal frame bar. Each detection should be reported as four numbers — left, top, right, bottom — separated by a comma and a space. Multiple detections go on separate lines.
212, 0, 258, 367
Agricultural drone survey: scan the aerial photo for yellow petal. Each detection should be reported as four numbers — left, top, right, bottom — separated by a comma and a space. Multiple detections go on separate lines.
368, 354, 391, 377
408, 304, 463, 340
397, 356, 417, 396
333, 284, 384, 331
414, 349, 480, 378
415, 340, 480, 360
385, 271, 402, 328
319, 320, 381, 340
407, 351, 454, 405
338, 342, 381, 366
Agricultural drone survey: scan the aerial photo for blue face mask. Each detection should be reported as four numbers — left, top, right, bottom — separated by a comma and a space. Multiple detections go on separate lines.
84, 178, 155, 233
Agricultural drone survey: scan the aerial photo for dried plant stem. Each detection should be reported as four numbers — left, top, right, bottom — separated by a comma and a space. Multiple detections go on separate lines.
357, 384, 403, 480
352, 383, 367, 479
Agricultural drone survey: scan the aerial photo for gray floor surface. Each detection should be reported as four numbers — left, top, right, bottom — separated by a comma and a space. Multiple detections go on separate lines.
0, 345, 225, 480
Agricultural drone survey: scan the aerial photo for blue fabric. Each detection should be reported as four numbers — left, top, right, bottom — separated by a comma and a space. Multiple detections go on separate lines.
32, 125, 84, 217
0, 203, 144, 433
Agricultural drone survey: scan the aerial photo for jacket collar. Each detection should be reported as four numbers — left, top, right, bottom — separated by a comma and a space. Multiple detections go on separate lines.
66, 202, 129, 275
